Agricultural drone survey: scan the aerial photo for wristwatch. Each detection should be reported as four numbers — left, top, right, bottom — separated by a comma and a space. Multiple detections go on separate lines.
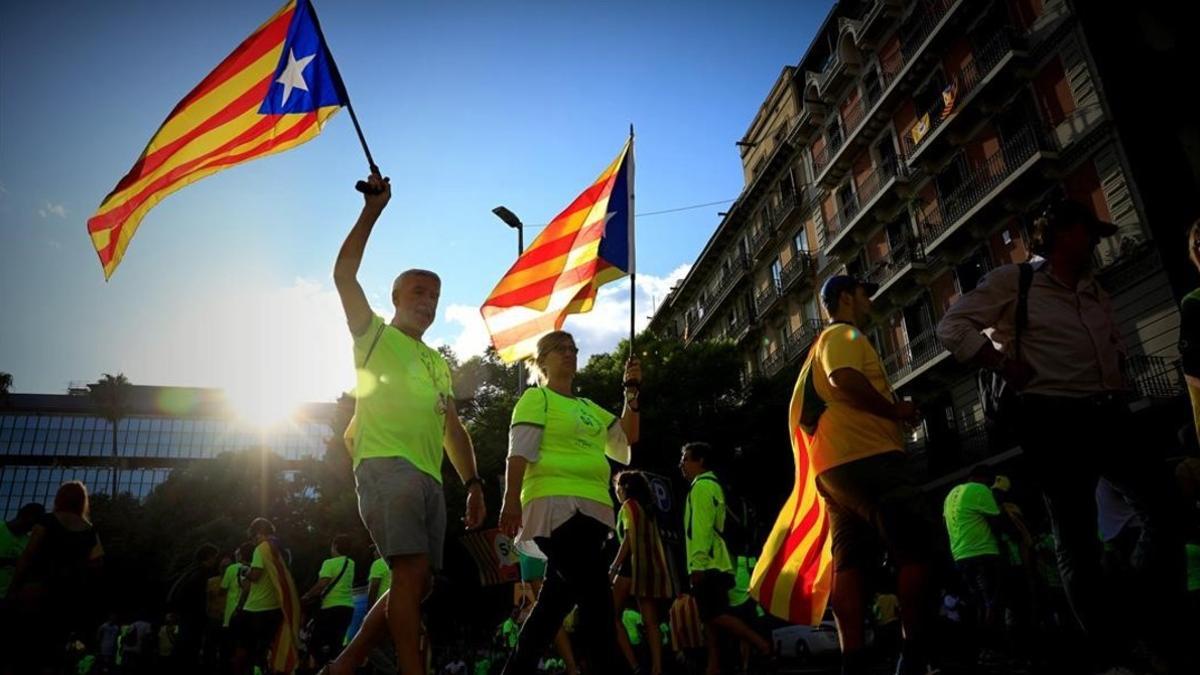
464, 476, 485, 491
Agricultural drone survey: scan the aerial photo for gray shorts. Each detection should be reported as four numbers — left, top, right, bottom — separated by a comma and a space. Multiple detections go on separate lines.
355, 456, 446, 569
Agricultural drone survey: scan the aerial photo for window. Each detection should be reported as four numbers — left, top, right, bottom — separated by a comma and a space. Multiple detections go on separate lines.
770, 259, 783, 289
794, 228, 809, 253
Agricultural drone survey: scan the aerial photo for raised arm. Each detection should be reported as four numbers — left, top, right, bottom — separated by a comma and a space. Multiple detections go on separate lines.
334, 173, 392, 337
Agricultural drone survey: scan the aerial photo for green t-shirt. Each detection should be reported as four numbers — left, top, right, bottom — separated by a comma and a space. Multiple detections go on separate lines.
318, 556, 355, 609
244, 542, 281, 612
943, 483, 1001, 561
368, 557, 391, 597
349, 314, 453, 481
621, 609, 644, 646
1187, 543, 1200, 592
220, 563, 247, 627
511, 387, 618, 507
0, 521, 30, 597
474, 658, 492, 675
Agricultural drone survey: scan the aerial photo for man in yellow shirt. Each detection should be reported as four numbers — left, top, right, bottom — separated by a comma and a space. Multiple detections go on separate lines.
329, 173, 487, 675
807, 276, 933, 675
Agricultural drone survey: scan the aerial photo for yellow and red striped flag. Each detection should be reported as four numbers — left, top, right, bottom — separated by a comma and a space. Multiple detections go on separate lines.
749, 334, 834, 625
87, 0, 348, 279
481, 137, 634, 363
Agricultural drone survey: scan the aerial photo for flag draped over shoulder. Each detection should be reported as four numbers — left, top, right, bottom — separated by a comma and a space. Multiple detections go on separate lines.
480, 138, 635, 363
260, 538, 302, 674
87, 0, 348, 279
749, 336, 834, 626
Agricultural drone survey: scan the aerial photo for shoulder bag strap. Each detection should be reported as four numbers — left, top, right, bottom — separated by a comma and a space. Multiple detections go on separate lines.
320, 558, 351, 600
1015, 262, 1033, 361
360, 324, 386, 369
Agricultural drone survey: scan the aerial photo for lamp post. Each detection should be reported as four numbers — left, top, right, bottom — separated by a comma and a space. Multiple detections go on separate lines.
492, 206, 526, 393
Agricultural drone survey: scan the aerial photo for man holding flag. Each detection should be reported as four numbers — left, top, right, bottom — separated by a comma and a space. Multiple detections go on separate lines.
751, 276, 935, 675
328, 173, 487, 675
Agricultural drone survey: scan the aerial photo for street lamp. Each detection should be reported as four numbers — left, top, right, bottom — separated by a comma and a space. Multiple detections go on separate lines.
492, 206, 526, 393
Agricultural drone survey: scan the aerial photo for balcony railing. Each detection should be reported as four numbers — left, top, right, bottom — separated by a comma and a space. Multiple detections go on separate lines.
812, 126, 845, 176
1125, 355, 1185, 400
772, 189, 800, 228
780, 251, 816, 291
762, 348, 787, 378
753, 282, 782, 318
700, 255, 749, 318
866, 238, 926, 292
920, 126, 1045, 250
901, 28, 1023, 160
784, 319, 825, 360
882, 328, 946, 384
824, 196, 862, 244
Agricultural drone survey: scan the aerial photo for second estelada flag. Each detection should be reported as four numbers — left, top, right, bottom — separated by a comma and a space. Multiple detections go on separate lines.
481, 137, 635, 363
87, 0, 348, 279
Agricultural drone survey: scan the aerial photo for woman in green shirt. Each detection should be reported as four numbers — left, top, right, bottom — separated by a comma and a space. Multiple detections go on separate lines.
498, 330, 641, 675
301, 534, 356, 668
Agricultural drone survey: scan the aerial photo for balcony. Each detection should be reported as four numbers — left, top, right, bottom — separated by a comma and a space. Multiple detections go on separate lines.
811, 126, 845, 178
901, 28, 1027, 165
772, 189, 801, 229
762, 348, 787, 378
823, 159, 911, 257
820, 19, 864, 96
753, 281, 782, 319
784, 319, 825, 361
690, 255, 750, 339
919, 126, 1053, 255
858, 0, 904, 46
780, 251, 816, 292
867, 238, 927, 307
748, 221, 776, 259
882, 328, 951, 390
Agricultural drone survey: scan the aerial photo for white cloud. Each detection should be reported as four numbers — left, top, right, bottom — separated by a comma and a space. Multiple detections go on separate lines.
38, 202, 67, 219
436, 264, 691, 362
437, 304, 493, 359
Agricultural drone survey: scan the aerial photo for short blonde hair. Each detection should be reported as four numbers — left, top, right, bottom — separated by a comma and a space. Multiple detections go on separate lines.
527, 331, 574, 385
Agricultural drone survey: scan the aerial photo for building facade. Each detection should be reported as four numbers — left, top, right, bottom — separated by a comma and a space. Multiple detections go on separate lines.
650, 0, 1191, 477
0, 384, 338, 517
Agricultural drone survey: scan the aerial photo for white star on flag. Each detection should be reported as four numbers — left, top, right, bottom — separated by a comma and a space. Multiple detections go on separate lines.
276, 49, 316, 106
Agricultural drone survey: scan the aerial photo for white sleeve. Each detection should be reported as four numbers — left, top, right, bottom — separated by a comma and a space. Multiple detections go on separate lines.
605, 422, 630, 465
508, 425, 544, 462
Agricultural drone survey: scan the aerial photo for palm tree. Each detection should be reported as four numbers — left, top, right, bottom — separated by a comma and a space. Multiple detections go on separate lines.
89, 373, 131, 497
0, 372, 12, 395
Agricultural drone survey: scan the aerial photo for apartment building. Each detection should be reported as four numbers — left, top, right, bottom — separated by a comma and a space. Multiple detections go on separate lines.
649, 0, 1191, 475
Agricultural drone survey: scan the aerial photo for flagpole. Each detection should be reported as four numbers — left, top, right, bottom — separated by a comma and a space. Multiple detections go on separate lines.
628, 124, 636, 364
306, 0, 383, 194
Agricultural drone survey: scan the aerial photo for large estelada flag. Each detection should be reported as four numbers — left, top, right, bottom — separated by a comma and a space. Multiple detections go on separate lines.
258, 537, 302, 673
481, 137, 634, 363
749, 331, 834, 626
87, 0, 348, 279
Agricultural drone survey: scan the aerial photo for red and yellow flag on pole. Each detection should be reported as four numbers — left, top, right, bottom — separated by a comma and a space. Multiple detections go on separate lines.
87, 0, 348, 279
749, 334, 834, 625
481, 137, 635, 363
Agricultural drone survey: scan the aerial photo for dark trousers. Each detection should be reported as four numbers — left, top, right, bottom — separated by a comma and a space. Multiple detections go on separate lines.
310, 606, 354, 664
1017, 394, 1187, 667
502, 513, 619, 675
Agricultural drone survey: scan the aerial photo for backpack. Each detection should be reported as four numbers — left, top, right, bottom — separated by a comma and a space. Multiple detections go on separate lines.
977, 262, 1033, 434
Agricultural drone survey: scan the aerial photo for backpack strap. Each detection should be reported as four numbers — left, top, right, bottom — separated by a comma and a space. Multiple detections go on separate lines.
320, 558, 351, 600
1014, 262, 1033, 361
360, 323, 386, 369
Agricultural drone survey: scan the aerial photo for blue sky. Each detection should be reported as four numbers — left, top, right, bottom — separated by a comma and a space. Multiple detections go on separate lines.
0, 0, 831, 408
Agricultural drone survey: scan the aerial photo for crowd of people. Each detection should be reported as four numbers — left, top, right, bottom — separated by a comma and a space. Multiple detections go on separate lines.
3, 179, 1200, 675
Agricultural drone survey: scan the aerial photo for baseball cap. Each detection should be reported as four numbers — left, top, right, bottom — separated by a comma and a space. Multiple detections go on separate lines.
820, 275, 880, 312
